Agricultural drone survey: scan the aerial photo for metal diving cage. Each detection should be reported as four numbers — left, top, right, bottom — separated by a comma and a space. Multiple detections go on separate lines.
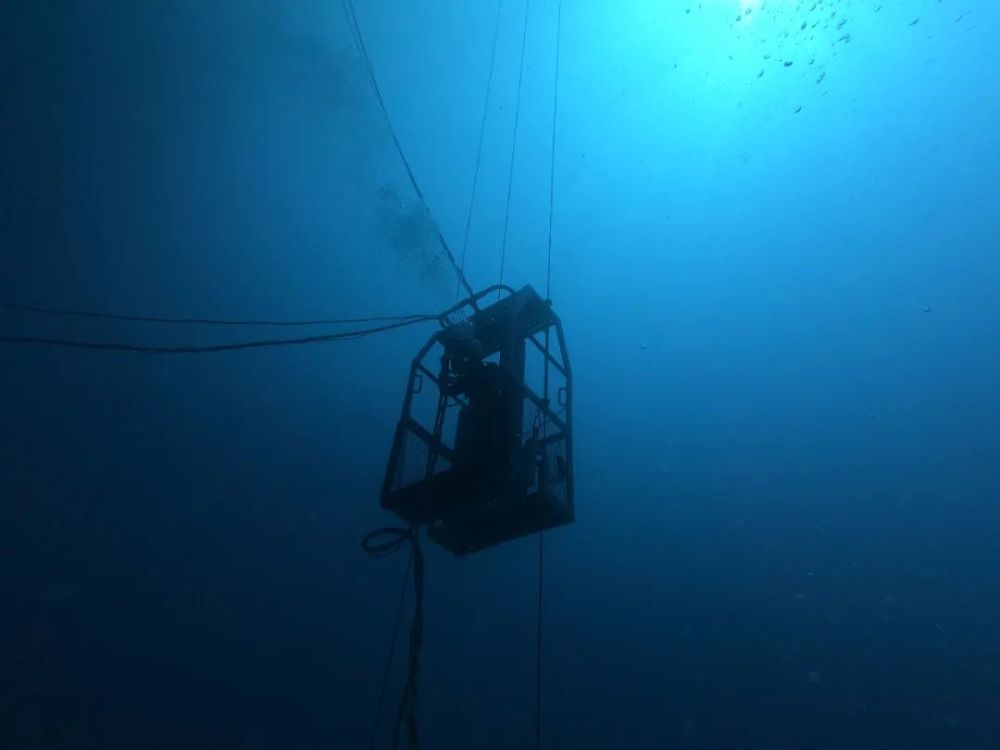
380, 284, 574, 556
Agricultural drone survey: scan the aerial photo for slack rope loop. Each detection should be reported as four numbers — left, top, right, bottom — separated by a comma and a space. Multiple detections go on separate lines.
344, 0, 474, 299
361, 527, 417, 558
362, 527, 425, 750
0, 316, 437, 354
0, 301, 435, 327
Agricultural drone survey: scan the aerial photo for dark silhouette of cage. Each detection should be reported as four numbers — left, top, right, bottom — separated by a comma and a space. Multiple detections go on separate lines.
381, 285, 573, 555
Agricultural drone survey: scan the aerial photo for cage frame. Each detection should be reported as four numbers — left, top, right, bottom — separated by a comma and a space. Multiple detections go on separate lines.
380, 284, 574, 555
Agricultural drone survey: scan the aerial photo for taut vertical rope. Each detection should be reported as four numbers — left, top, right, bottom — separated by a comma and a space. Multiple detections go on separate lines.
538, 4, 563, 747
458, 0, 505, 298
498, 0, 532, 297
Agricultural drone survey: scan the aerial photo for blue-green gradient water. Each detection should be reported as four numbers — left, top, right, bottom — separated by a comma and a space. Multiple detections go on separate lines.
2, 1, 998, 747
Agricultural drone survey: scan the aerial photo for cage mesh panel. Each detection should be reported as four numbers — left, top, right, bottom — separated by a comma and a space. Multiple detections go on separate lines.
546, 435, 569, 507
440, 400, 460, 452
391, 428, 454, 493
522, 396, 540, 441
520, 394, 570, 507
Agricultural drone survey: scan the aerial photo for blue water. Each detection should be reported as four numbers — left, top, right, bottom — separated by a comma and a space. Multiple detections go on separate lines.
2, 1, 999, 748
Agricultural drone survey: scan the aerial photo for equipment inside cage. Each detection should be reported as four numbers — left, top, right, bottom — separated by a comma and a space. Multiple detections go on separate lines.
380, 285, 574, 556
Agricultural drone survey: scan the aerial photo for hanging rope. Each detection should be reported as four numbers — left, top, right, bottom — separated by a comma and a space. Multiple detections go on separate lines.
537, 4, 563, 748
362, 526, 425, 750
0, 316, 436, 354
343, 0, 475, 298
0, 301, 433, 327
366, 540, 415, 750
545, 0, 563, 303
497, 0, 532, 296
535, 530, 545, 750
457, 0, 505, 298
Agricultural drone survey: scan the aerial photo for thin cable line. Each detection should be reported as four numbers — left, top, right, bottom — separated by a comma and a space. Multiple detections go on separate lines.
0, 316, 436, 354
535, 530, 545, 750
0, 301, 433, 327
341, 0, 363, 49
457, 0, 505, 299
545, 0, 563, 302
497, 0, 531, 296
538, 5, 563, 747
367, 549, 413, 750
344, 0, 474, 298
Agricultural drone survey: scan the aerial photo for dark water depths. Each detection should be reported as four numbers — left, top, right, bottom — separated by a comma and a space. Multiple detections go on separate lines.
2, 2, 998, 747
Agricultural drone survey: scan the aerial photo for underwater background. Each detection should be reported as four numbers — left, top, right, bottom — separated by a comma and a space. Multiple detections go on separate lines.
2, 1, 999, 748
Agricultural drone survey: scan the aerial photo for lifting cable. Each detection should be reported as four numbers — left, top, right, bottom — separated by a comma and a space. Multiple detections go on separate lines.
545, 0, 563, 303
537, 2, 563, 749
0, 301, 432, 327
365, 547, 413, 750
0, 316, 437, 353
457, 0, 505, 299
497, 0, 532, 296
342, 0, 474, 299
361, 527, 424, 750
